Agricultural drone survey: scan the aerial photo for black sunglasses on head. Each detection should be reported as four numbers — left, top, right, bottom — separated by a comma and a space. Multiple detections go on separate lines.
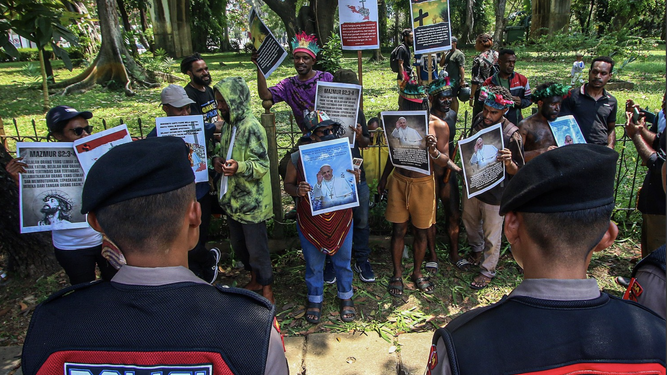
70, 126, 93, 136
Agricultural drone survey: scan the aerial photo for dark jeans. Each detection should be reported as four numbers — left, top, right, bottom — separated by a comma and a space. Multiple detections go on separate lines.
227, 217, 273, 285
189, 193, 215, 278
53, 245, 117, 285
352, 181, 371, 263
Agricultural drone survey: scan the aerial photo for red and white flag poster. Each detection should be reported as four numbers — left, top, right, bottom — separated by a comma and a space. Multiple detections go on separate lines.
339, 0, 379, 50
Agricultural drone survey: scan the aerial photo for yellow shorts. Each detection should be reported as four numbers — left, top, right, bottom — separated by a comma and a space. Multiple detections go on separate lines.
385, 172, 436, 229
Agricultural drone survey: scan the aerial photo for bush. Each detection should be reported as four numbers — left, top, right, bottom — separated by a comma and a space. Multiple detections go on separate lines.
317, 30, 342, 74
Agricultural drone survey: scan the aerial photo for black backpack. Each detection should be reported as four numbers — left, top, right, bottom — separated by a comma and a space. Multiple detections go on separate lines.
390, 44, 406, 73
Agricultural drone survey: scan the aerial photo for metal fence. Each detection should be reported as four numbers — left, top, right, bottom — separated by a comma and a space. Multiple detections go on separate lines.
1, 114, 645, 223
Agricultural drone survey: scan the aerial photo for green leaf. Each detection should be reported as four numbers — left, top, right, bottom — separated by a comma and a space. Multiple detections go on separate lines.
0, 31, 19, 57
51, 41, 72, 71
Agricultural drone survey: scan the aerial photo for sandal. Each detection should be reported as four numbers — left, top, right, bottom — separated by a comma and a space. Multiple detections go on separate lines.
468, 252, 483, 266
339, 298, 356, 322
455, 259, 472, 272
470, 274, 492, 290
305, 301, 322, 324
425, 261, 439, 276
412, 276, 435, 294
388, 276, 404, 296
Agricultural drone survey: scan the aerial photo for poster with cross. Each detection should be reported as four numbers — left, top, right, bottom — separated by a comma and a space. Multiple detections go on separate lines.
410, 0, 452, 54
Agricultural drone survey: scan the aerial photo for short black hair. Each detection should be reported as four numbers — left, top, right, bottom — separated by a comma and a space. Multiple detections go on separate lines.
402, 29, 412, 38
95, 183, 196, 254
498, 49, 515, 58
522, 202, 614, 261
180, 53, 204, 74
590, 56, 614, 72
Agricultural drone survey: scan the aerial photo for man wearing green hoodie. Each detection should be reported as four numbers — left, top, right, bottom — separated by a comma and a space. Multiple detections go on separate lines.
212, 77, 275, 304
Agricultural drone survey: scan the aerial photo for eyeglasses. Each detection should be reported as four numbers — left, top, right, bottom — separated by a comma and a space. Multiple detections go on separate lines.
316, 128, 333, 136
70, 126, 93, 136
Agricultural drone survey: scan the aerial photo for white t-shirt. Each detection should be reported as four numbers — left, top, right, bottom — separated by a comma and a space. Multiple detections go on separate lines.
52, 226, 102, 250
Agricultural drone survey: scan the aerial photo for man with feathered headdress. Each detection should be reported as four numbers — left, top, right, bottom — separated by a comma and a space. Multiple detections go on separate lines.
252, 31, 333, 134
518, 82, 570, 162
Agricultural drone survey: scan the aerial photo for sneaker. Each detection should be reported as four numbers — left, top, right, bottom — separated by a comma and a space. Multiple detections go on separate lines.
354, 260, 376, 283
208, 247, 221, 284
324, 259, 336, 284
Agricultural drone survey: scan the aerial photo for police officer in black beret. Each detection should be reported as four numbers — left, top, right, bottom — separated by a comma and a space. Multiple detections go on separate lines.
426, 144, 666, 375
22, 137, 288, 375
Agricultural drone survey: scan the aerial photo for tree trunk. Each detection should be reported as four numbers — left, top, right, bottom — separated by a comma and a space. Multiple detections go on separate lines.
149, 0, 192, 58
0, 141, 59, 279
116, 0, 139, 57
62, 0, 100, 56
311, 0, 337, 46
54, 0, 159, 96
38, 47, 50, 111
462, 0, 475, 44
262, 0, 298, 52
139, 7, 154, 53
493, 0, 507, 49
531, 0, 572, 39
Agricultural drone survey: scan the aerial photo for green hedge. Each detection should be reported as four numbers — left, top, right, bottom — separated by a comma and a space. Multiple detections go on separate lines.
0, 47, 84, 62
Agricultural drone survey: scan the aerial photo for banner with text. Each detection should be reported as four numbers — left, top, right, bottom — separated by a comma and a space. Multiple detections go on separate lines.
156, 115, 208, 183
381, 110, 430, 175
410, 0, 452, 54
458, 124, 505, 198
17, 142, 89, 233
314, 82, 362, 147
339, 0, 379, 50
73, 124, 132, 177
250, 8, 288, 78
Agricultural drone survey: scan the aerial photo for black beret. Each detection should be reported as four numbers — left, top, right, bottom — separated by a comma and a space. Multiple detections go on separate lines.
81, 137, 194, 214
499, 144, 618, 215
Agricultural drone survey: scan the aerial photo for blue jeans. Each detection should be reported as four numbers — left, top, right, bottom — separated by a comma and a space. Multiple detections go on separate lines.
352, 181, 371, 263
298, 225, 354, 303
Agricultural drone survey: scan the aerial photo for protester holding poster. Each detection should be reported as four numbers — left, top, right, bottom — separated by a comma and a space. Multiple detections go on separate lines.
8, 106, 116, 285
517, 82, 571, 161
253, 32, 333, 133
284, 110, 360, 324
338, 0, 379, 50
212, 77, 276, 304
462, 86, 524, 290
378, 84, 451, 297
148, 84, 221, 284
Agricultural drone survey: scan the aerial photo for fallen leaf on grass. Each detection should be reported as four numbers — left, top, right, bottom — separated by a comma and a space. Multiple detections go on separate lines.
19, 302, 28, 312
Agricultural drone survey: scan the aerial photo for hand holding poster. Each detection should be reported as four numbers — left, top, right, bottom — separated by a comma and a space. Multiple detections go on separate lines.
299, 137, 359, 216
314, 82, 362, 147
549, 115, 586, 146
381, 111, 431, 175
411, 0, 452, 54
458, 124, 505, 198
250, 8, 288, 78
339, 0, 379, 50
156, 115, 208, 183
73, 124, 132, 176
17, 142, 88, 233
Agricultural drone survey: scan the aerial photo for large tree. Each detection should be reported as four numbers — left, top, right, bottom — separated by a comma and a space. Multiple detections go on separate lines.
492, 0, 507, 49
54, 0, 159, 95
261, 0, 337, 49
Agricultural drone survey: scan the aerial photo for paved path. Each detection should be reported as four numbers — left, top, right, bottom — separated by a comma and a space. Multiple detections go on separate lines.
2, 331, 434, 375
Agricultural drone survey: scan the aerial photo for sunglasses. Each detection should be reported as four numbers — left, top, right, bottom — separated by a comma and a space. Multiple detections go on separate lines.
70, 126, 93, 136
315, 128, 334, 136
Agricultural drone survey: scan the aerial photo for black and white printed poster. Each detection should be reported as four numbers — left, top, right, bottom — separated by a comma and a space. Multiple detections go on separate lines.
17, 142, 88, 233
458, 124, 505, 198
381, 110, 430, 175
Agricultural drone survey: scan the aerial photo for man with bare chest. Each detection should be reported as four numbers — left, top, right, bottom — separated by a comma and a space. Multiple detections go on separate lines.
518, 82, 570, 162
378, 86, 451, 296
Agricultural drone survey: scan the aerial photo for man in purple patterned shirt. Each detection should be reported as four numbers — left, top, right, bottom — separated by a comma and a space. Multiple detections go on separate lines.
252, 32, 333, 133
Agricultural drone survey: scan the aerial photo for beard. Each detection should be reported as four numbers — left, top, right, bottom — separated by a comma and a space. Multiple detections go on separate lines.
192, 73, 211, 87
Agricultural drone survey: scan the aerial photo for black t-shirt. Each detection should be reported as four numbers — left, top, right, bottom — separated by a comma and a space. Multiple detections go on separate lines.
184, 84, 218, 123
638, 130, 666, 215
396, 43, 412, 80
559, 85, 617, 145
